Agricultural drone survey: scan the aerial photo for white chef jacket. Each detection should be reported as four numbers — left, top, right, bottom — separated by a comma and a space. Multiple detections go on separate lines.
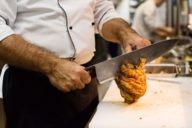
0, 0, 120, 98
132, 0, 166, 41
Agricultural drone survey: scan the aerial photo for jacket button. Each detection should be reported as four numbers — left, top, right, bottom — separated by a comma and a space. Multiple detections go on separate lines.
69, 26, 73, 30
92, 22, 95, 26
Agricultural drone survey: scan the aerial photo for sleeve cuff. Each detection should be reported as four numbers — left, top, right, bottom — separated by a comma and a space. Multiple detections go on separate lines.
98, 11, 120, 36
0, 18, 14, 41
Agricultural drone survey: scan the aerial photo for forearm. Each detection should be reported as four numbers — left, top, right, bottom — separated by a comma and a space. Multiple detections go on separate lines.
101, 18, 148, 51
0, 34, 62, 74
102, 18, 135, 43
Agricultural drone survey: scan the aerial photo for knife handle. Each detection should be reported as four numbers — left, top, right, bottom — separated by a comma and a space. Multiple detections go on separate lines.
86, 66, 96, 78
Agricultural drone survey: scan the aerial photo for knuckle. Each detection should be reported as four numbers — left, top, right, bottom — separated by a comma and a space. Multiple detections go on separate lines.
79, 85, 85, 89
77, 84, 85, 90
71, 75, 79, 82
60, 82, 73, 92
84, 77, 91, 84
59, 84, 69, 92
63, 88, 71, 92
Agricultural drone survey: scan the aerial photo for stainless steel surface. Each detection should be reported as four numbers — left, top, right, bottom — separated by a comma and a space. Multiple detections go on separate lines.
88, 38, 182, 84
144, 63, 192, 77
145, 63, 179, 77
160, 36, 192, 64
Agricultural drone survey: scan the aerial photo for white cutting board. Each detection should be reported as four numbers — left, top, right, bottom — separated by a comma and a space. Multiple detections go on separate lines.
89, 77, 192, 128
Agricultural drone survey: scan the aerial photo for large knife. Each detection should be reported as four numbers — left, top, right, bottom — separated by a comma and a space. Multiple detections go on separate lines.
86, 38, 187, 84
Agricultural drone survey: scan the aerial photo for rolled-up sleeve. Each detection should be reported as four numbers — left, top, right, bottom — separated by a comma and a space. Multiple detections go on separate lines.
0, 0, 17, 41
94, 0, 120, 35
0, 17, 14, 41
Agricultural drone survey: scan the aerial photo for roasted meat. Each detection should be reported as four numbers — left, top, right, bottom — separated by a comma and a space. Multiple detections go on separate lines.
115, 58, 147, 104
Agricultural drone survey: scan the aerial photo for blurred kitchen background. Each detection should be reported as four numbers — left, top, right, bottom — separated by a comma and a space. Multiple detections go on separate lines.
1, 0, 192, 127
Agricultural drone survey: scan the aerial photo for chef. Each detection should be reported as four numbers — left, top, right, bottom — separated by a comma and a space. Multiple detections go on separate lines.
132, 0, 175, 42
0, 0, 150, 127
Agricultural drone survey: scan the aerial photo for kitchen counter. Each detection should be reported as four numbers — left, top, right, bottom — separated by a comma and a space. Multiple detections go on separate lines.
89, 77, 192, 128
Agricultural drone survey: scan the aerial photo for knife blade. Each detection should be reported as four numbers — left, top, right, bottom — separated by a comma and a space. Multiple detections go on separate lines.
86, 38, 186, 84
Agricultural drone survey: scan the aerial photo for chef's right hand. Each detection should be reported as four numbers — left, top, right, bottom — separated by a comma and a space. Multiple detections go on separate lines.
46, 59, 91, 92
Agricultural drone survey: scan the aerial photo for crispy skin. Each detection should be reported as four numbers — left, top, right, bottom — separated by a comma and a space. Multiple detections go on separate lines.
115, 58, 147, 104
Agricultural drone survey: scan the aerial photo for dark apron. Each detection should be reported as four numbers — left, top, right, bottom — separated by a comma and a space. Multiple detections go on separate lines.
2, 65, 98, 128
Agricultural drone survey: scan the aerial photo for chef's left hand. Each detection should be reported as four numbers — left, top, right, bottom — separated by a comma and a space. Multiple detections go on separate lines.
121, 32, 151, 53
101, 18, 151, 52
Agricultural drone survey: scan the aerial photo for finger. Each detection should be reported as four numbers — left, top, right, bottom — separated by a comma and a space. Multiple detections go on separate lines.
81, 76, 91, 84
52, 80, 71, 92
124, 44, 132, 53
82, 72, 91, 84
68, 82, 78, 91
56, 80, 76, 92
71, 73, 86, 89
137, 39, 151, 49
143, 39, 151, 45
60, 77, 82, 91
79, 67, 91, 84
74, 80, 85, 89
61, 85, 71, 92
